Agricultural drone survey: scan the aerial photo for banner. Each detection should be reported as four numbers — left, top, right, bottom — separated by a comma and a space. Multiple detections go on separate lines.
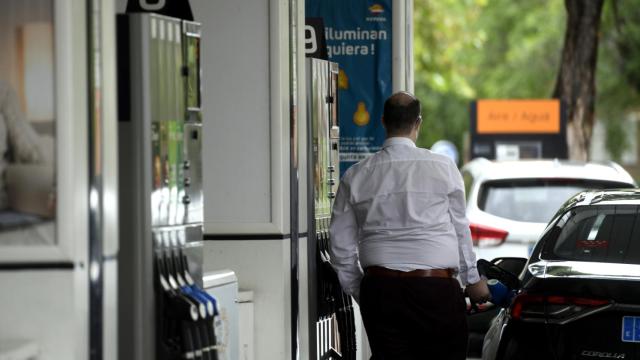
306, 0, 392, 176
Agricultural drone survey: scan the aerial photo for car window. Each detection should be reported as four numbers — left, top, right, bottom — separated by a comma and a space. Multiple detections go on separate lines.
477, 179, 634, 223
544, 205, 640, 265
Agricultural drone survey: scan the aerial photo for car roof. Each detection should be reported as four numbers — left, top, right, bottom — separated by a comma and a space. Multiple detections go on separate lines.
462, 158, 636, 185
565, 188, 640, 209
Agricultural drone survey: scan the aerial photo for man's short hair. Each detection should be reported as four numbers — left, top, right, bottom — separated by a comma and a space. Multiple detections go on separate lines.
383, 93, 421, 135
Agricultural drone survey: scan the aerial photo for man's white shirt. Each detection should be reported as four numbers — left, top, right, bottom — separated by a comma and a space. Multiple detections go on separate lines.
329, 137, 480, 300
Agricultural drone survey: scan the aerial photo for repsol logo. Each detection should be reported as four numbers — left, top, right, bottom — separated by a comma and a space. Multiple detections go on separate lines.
581, 350, 626, 359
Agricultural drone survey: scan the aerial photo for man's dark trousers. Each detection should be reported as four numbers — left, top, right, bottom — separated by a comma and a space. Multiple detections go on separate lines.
360, 273, 468, 359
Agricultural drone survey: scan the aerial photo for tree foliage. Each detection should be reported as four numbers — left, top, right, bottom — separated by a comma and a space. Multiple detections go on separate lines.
413, 0, 481, 154
597, 1, 640, 161
414, 0, 640, 164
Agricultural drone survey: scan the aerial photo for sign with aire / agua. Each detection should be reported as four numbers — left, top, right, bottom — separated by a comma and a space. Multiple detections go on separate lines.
306, 0, 392, 176
470, 99, 568, 160
476, 99, 561, 134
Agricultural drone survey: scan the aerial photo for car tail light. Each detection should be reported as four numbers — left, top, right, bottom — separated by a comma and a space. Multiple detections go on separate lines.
470, 223, 508, 247
511, 293, 610, 321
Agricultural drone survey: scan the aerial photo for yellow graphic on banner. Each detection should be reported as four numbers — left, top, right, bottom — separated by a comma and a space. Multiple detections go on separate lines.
353, 102, 370, 127
369, 4, 384, 14
338, 68, 349, 90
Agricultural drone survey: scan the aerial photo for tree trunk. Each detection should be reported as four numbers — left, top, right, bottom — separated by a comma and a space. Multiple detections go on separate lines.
552, 0, 604, 161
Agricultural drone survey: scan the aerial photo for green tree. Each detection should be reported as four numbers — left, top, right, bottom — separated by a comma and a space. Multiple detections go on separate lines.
470, 0, 565, 99
552, 0, 605, 161
597, 1, 640, 162
414, 0, 640, 164
414, 0, 564, 163
413, 0, 481, 154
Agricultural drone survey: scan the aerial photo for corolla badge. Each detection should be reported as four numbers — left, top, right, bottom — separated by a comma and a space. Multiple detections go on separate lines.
581, 350, 625, 359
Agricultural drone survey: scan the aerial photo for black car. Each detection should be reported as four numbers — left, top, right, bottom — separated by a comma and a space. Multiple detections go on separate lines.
480, 189, 640, 360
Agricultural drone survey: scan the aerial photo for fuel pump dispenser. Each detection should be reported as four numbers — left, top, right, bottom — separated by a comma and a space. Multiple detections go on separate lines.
117, 13, 216, 360
306, 57, 357, 360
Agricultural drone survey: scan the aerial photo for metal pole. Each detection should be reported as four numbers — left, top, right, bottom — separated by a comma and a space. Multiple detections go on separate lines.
289, 0, 300, 359
87, 0, 105, 359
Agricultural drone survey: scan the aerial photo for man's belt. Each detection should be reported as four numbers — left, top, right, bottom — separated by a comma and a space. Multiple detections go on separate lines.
365, 266, 454, 278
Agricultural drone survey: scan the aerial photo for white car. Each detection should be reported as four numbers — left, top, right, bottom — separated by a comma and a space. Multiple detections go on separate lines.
462, 158, 636, 261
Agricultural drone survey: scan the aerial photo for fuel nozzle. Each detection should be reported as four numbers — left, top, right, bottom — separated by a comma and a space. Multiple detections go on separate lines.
487, 279, 515, 308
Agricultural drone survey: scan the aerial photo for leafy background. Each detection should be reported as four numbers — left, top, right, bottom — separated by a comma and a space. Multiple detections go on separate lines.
413, 0, 640, 175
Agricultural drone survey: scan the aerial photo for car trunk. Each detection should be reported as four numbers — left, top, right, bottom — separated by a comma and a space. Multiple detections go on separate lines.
523, 277, 640, 359
547, 309, 640, 359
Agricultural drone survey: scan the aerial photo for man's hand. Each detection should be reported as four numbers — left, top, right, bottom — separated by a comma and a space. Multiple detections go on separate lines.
466, 278, 491, 304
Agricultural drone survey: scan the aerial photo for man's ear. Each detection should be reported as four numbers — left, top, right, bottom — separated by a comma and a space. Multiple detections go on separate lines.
413, 117, 423, 137
381, 116, 387, 130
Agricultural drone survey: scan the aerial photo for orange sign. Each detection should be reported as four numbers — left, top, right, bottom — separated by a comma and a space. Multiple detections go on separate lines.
476, 99, 560, 134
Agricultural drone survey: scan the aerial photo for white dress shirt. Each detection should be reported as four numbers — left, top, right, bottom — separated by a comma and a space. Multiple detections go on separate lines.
329, 137, 480, 300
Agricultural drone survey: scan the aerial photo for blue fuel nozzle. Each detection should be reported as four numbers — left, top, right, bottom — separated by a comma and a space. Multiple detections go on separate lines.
487, 279, 515, 308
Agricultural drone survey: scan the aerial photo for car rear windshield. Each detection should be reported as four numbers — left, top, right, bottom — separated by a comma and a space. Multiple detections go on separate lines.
478, 179, 633, 223
543, 205, 640, 265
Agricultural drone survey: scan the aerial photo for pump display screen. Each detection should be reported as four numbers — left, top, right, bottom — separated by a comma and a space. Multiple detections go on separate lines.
185, 35, 201, 110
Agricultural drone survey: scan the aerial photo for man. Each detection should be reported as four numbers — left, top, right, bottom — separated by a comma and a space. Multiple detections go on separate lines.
329, 91, 490, 359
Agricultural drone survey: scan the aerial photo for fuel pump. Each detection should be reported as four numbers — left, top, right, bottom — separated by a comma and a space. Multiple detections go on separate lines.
306, 58, 357, 360
117, 13, 216, 360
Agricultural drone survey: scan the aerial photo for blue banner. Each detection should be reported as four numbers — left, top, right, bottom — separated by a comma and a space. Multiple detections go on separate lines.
306, 0, 393, 176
